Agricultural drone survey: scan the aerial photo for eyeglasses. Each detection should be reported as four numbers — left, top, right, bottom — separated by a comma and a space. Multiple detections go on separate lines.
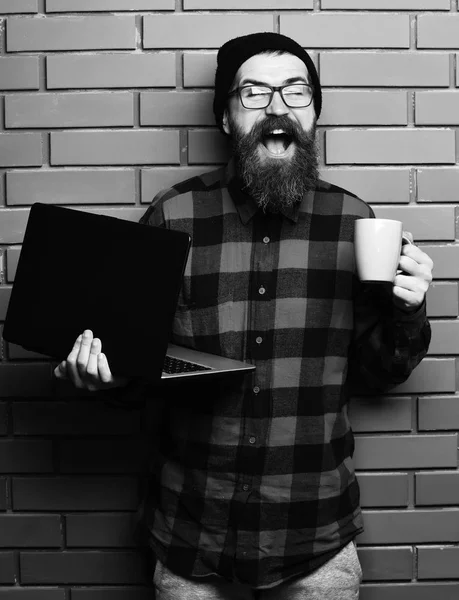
228, 84, 314, 109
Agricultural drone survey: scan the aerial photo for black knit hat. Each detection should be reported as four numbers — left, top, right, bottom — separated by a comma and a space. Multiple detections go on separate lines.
213, 32, 322, 134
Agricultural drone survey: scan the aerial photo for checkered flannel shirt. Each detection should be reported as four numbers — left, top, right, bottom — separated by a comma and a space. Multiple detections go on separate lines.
139, 163, 431, 589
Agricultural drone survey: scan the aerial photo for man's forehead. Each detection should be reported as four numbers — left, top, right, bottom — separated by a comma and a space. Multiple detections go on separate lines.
233, 52, 310, 87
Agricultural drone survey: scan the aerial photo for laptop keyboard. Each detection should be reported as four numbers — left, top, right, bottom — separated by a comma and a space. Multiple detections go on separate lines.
163, 355, 212, 374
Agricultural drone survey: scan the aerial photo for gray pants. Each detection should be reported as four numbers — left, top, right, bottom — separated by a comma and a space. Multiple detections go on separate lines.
153, 541, 362, 600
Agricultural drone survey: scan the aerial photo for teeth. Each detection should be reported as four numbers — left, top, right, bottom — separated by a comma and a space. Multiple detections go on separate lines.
271, 129, 285, 135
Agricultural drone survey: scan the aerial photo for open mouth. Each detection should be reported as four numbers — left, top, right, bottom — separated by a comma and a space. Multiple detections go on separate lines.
262, 129, 293, 156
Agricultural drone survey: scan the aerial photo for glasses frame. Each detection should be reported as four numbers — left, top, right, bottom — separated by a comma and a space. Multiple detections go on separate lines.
228, 83, 314, 110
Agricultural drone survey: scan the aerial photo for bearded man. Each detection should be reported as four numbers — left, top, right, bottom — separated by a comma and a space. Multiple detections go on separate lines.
56, 33, 433, 599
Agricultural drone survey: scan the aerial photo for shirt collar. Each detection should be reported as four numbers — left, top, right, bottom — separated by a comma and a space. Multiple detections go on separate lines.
225, 159, 307, 225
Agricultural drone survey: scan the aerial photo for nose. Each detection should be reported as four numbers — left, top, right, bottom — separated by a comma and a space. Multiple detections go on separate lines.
265, 90, 289, 116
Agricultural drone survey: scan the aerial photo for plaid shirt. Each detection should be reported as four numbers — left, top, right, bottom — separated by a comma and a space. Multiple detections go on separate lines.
139, 163, 430, 589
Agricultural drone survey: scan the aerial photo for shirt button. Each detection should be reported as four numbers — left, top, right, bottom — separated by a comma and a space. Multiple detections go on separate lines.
242, 484, 250, 491
258, 286, 265, 295
253, 386, 260, 394
249, 436, 256, 444
263, 236, 270, 244
256, 336, 263, 344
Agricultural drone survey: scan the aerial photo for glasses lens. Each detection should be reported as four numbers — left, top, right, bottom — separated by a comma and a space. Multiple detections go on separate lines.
282, 85, 312, 107
240, 86, 272, 108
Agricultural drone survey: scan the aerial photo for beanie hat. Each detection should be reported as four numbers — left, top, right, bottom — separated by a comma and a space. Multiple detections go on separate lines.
213, 32, 322, 134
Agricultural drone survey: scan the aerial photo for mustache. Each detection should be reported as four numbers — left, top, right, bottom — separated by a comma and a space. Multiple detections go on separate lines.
251, 115, 305, 142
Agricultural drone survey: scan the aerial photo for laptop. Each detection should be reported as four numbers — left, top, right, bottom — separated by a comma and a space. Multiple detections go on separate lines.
3, 203, 255, 382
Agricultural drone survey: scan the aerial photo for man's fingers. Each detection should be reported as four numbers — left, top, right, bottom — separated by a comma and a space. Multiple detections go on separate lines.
54, 360, 68, 379
401, 243, 434, 271
76, 329, 93, 378
86, 337, 102, 380
66, 333, 84, 387
97, 352, 114, 384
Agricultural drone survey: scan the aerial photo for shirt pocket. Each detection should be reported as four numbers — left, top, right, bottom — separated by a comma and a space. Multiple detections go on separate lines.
172, 290, 237, 344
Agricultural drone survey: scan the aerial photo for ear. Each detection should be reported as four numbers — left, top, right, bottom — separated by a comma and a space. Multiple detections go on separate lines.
222, 109, 231, 135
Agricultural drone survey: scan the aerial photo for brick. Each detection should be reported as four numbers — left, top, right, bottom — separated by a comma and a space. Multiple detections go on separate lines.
0, 287, 10, 320
418, 15, 459, 49
71, 589, 153, 600
184, 49, 315, 90
349, 396, 412, 433
372, 206, 456, 241
0, 403, 6, 435
416, 472, 459, 506
426, 283, 458, 318
12, 477, 139, 510
360, 584, 459, 600
183, 52, 217, 87
140, 91, 214, 126
418, 168, 459, 203
20, 551, 147, 584
326, 129, 455, 166
141, 167, 208, 203
13, 401, 141, 436
0, 486, 6, 514
419, 396, 459, 431
5, 93, 134, 129
0, 0, 37, 12
354, 434, 458, 470
66, 514, 137, 547
428, 320, 459, 354
51, 131, 180, 166
0, 552, 15, 583
0, 440, 52, 473
320, 53, 449, 87
59, 439, 146, 473
0, 515, 61, 547
185, 0, 310, 7
0, 477, 7, 510
358, 473, 409, 508
0, 134, 42, 168
0, 56, 38, 90
415, 92, 459, 126
322, 0, 449, 6
281, 14, 409, 48
321, 169, 410, 204
358, 547, 412, 581
5, 247, 20, 281
6, 170, 136, 207
188, 130, 230, 165
143, 14, 274, 49
47, 0, 174, 10
47, 53, 175, 89
7, 16, 136, 52
321, 91, 407, 126
0, 364, 53, 397
0, 591, 66, 600
418, 546, 459, 579
358, 509, 459, 544
0, 209, 29, 243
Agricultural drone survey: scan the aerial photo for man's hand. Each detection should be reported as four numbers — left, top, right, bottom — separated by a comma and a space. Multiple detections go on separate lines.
393, 232, 434, 313
54, 329, 128, 392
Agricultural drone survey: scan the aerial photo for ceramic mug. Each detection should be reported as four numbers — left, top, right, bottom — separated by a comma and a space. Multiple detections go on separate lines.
354, 218, 411, 283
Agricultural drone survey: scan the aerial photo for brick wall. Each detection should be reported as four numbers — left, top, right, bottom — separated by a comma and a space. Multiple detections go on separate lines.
0, 1, 458, 598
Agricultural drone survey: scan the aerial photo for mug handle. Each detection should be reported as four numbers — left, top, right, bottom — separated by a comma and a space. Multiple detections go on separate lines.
402, 231, 413, 246
396, 232, 413, 276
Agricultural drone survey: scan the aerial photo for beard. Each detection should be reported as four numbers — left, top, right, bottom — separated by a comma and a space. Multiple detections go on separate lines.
229, 114, 319, 213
